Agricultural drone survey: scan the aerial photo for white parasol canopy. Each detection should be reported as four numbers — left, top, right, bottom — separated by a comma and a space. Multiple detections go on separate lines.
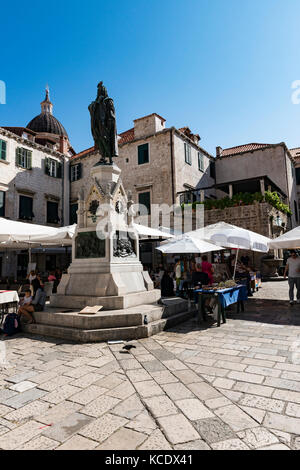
190, 222, 271, 253
156, 234, 224, 254
133, 223, 174, 239
28, 224, 77, 246
0, 217, 57, 243
269, 226, 300, 249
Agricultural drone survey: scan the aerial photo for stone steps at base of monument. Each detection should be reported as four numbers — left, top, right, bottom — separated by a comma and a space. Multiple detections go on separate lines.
50, 289, 161, 311
28, 298, 189, 330
22, 308, 196, 343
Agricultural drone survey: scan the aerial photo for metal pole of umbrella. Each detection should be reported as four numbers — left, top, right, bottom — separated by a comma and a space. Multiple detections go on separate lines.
233, 248, 239, 280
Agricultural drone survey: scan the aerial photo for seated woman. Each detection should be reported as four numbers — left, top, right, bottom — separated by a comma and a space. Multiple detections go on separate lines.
18, 289, 35, 324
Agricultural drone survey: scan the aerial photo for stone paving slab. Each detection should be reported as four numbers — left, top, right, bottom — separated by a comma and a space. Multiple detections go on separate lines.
2, 388, 47, 409
0, 281, 300, 450
42, 412, 93, 443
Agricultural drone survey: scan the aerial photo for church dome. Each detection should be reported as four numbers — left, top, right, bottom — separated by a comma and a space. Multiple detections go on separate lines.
27, 112, 68, 137
26, 88, 68, 138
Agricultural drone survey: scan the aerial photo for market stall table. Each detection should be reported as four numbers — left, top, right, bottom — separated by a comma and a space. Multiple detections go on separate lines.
195, 285, 248, 327
0, 290, 19, 324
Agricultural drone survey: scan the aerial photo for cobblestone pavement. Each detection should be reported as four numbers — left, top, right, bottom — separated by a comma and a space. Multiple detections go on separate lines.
1, 281, 300, 450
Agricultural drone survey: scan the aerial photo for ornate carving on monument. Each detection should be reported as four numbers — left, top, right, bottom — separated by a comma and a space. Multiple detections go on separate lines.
115, 200, 124, 214
75, 231, 106, 259
113, 231, 136, 258
85, 186, 103, 225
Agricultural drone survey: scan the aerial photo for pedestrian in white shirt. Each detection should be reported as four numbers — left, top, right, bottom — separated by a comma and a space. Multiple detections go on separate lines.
284, 250, 300, 305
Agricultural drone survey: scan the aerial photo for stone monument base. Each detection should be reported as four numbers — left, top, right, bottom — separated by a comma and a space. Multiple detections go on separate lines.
50, 289, 161, 310
23, 298, 195, 343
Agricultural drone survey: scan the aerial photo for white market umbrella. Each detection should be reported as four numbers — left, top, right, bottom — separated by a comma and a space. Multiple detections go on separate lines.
193, 222, 271, 253
156, 235, 224, 254
28, 224, 77, 246
133, 223, 174, 239
0, 217, 57, 243
269, 226, 300, 249
190, 222, 271, 279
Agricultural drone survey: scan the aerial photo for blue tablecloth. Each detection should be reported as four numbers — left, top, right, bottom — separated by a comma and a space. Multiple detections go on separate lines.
194, 285, 248, 308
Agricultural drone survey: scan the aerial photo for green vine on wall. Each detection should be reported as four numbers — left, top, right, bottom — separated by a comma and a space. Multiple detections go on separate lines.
182, 191, 292, 215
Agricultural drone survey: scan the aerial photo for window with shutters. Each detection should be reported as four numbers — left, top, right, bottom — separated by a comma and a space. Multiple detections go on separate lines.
0, 191, 5, 217
138, 191, 151, 215
45, 157, 62, 178
70, 203, 78, 224
0, 140, 7, 161
70, 163, 82, 182
47, 201, 59, 224
138, 143, 149, 165
19, 195, 34, 221
16, 147, 32, 169
198, 152, 204, 171
184, 143, 192, 165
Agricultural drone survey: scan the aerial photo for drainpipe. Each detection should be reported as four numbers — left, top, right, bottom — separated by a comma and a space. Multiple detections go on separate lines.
170, 128, 175, 205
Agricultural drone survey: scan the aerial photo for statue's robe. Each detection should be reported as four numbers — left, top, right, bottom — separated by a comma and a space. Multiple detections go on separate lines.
88, 95, 119, 163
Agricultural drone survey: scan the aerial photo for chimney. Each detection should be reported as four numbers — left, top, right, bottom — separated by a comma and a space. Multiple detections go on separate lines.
216, 146, 223, 157
59, 135, 69, 154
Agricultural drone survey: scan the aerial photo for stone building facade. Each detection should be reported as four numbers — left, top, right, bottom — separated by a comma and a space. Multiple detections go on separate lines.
0, 90, 73, 278
69, 113, 217, 225
289, 147, 300, 221
214, 143, 298, 228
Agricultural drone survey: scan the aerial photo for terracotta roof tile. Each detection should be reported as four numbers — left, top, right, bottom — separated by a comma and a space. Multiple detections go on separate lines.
70, 145, 95, 160
289, 147, 300, 160
221, 143, 271, 157
2, 126, 36, 136
118, 128, 135, 145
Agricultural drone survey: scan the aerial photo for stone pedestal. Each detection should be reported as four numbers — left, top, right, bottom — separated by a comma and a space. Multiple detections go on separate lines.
51, 159, 160, 309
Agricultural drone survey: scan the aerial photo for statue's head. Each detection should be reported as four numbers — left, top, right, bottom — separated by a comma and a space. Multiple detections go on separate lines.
97, 81, 108, 98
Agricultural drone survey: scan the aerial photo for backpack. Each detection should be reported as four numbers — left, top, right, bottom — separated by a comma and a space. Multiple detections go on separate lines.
2, 313, 21, 336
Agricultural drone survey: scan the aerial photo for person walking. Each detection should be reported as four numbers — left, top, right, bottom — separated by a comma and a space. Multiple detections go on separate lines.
284, 250, 300, 305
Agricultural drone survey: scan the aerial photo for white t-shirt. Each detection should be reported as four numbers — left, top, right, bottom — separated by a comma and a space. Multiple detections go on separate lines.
286, 257, 300, 278
175, 264, 181, 279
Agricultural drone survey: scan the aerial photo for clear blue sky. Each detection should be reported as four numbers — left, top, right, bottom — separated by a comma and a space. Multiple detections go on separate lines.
1, 0, 300, 155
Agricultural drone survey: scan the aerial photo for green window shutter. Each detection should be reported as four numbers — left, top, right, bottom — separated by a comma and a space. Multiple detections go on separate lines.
45, 157, 50, 175
198, 152, 204, 171
57, 162, 62, 178
47, 201, 59, 224
16, 148, 21, 166
70, 203, 78, 224
0, 191, 5, 217
0, 140, 6, 160
19, 195, 33, 220
185, 144, 191, 165
77, 163, 82, 180
138, 192, 151, 215
138, 144, 149, 165
26, 151, 32, 169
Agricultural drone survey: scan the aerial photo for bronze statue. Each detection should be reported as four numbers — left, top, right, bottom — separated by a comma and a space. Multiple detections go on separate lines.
88, 82, 119, 164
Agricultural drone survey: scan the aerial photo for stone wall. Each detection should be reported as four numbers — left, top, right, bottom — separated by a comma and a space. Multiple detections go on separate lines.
203, 202, 287, 238
215, 145, 298, 228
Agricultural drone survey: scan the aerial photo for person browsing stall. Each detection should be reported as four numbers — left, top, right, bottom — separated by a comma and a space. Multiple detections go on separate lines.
284, 250, 300, 305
